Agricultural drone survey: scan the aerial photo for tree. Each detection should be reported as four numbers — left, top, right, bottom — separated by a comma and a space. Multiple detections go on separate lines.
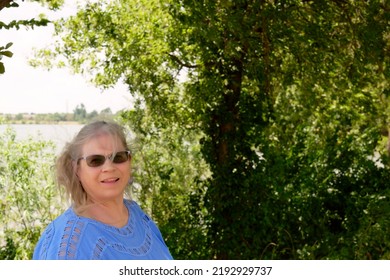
118, 107, 211, 259
171, 0, 390, 259
100, 108, 112, 115
32, 0, 390, 259
73, 103, 87, 122
87, 110, 99, 120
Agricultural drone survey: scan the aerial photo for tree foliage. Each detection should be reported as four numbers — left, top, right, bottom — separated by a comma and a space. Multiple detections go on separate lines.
118, 107, 211, 259
0, 126, 63, 259
31, 0, 390, 259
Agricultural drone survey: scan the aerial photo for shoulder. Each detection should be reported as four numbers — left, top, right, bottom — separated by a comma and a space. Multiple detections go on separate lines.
124, 199, 152, 224
124, 199, 150, 219
124, 199, 142, 211
33, 209, 70, 259
124, 199, 166, 242
33, 208, 91, 260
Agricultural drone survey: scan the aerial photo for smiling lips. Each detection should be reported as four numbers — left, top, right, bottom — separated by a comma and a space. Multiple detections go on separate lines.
101, 178, 120, 183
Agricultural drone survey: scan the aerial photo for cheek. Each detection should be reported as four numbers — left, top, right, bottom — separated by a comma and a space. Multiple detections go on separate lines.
126, 162, 132, 175
77, 166, 97, 184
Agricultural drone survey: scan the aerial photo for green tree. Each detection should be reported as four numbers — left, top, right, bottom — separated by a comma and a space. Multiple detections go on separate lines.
97, 107, 113, 119
87, 110, 99, 121
32, 0, 390, 259
100, 108, 112, 115
171, 0, 390, 259
118, 107, 211, 259
73, 103, 87, 122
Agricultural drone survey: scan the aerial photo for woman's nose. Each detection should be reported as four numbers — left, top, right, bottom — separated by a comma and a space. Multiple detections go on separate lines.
101, 158, 116, 171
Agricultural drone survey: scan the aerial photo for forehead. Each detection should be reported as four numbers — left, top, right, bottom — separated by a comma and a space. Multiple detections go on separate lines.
81, 133, 125, 155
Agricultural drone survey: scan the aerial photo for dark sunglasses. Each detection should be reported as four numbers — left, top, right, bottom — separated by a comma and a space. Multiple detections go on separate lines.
77, 150, 131, 167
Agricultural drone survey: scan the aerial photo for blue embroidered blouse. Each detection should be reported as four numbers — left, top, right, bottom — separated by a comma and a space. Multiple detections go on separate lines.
33, 199, 173, 260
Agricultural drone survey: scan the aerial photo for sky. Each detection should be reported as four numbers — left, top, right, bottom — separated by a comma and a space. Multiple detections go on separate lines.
0, 0, 132, 114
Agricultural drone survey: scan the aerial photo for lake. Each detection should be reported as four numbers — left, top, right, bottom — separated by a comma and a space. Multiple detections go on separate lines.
0, 124, 83, 153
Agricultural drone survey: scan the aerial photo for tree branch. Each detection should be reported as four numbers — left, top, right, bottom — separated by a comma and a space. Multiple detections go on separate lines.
168, 53, 198, 69
0, 0, 12, 12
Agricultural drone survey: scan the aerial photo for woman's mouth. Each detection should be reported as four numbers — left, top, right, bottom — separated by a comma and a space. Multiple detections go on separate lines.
101, 178, 120, 183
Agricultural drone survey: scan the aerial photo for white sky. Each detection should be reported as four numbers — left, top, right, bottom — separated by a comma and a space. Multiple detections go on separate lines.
0, 0, 132, 114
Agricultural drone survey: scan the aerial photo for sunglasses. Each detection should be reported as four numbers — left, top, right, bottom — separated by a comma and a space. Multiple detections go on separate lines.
77, 150, 132, 167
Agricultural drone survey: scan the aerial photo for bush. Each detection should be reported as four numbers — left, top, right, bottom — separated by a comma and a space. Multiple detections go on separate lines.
0, 126, 63, 259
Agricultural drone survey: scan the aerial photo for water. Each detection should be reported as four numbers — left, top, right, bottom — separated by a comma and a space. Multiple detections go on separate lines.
0, 124, 83, 153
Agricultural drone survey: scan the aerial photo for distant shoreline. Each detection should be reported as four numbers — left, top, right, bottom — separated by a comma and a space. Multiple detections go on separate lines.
1, 121, 82, 125
0, 109, 117, 125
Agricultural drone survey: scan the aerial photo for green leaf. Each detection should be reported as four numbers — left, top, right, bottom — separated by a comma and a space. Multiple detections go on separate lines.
0, 62, 4, 74
9, 2, 19, 8
0, 51, 13, 58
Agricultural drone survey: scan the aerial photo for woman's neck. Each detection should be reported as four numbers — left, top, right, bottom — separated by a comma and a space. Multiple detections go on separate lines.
81, 199, 129, 228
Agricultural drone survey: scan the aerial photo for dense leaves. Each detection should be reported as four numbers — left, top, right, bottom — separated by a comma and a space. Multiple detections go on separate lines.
118, 108, 211, 259
165, 0, 390, 259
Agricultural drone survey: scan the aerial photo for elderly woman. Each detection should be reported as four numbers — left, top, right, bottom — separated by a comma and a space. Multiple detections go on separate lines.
33, 120, 173, 260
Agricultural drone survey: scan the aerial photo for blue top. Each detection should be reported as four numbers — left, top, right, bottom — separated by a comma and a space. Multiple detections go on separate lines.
33, 199, 173, 260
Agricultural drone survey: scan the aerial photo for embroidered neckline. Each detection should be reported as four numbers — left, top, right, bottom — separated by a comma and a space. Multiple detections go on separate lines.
92, 214, 153, 259
75, 200, 136, 235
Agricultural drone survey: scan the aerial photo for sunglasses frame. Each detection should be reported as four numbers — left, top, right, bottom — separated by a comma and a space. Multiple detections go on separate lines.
77, 150, 132, 167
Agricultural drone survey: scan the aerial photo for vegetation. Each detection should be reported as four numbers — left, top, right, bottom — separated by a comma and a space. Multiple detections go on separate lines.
0, 126, 63, 259
1, 0, 390, 260
0, 103, 117, 124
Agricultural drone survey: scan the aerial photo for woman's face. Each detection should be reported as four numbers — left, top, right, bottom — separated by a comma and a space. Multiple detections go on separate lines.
76, 133, 131, 204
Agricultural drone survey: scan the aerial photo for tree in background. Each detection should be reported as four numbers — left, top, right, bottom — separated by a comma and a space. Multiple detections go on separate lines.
73, 104, 116, 123
31, 0, 390, 259
72, 103, 87, 122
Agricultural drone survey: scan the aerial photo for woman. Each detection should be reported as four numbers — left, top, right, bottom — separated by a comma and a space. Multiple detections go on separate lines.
33, 120, 173, 260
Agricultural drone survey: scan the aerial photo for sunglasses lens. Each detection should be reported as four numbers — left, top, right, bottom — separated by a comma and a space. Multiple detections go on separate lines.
86, 155, 106, 167
82, 151, 131, 167
113, 151, 131, 163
